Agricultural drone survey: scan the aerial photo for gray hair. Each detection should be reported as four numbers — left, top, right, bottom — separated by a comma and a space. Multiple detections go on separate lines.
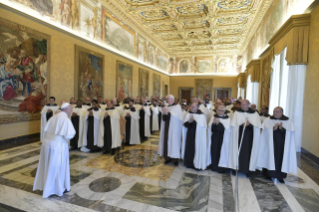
217, 105, 226, 111
166, 94, 175, 101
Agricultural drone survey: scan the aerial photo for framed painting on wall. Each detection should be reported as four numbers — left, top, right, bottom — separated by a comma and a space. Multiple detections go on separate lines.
138, 69, 149, 97
153, 73, 161, 98
0, 18, 51, 124
74, 45, 104, 101
116, 61, 133, 100
195, 79, 213, 100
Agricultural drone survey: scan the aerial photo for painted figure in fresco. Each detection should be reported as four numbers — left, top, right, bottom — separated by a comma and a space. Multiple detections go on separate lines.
0, 58, 21, 100
71, 0, 79, 29
29, 0, 53, 15
16, 50, 37, 97
60, 0, 72, 26
180, 60, 188, 73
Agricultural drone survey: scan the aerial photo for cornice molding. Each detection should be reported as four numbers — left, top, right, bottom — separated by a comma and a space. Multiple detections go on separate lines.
268, 14, 311, 46
246, 59, 261, 69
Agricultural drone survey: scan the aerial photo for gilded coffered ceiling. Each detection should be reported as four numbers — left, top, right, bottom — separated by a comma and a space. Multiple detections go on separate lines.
101, 0, 274, 57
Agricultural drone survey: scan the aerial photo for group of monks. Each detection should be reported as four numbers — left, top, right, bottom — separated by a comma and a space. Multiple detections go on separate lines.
40, 94, 297, 184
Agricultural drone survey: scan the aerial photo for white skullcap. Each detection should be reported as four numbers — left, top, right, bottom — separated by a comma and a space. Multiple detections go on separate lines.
61, 102, 70, 109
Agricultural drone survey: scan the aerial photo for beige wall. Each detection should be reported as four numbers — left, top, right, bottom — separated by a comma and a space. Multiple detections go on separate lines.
170, 76, 238, 101
302, 5, 319, 157
0, 8, 169, 140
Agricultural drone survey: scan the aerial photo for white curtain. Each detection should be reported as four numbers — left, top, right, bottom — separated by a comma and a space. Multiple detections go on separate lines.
269, 54, 281, 113
237, 82, 240, 98
251, 82, 259, 108
240, 88, 245, 99
284, 65, 306, 152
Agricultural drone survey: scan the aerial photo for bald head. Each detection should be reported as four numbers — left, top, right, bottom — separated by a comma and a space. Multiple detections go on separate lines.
190, 102, 199, 113
241, 100, 250, 111
192, 97, 199, 103
166, 94, 175, 105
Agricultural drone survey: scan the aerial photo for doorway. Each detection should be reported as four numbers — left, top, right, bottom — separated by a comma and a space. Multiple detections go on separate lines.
178, 87, 193, 104
214, 88, 232, 101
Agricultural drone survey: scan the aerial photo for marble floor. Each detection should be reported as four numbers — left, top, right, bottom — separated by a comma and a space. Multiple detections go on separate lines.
0, 133, 319, 212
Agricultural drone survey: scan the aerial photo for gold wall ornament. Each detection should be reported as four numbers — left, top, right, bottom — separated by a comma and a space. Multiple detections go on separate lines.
176, 4, 208, 18
124, 0, 160, 8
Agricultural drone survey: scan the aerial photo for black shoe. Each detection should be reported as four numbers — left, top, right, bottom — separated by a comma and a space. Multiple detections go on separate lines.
103, 151, 109, 155
70, 147, 77, 151
246, 173, 252, 178
111, 149, 116, 155
174, 161, 179, 167
232, 170, 236, 176
164, 159, 172, 164
278, 179, 285, 184
63, 189, 70, 194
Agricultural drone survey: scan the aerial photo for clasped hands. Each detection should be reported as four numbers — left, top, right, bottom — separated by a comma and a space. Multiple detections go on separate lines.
273, 122, 283, 131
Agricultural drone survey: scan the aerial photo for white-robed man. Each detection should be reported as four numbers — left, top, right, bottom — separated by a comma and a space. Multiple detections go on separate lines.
70, 99, 87, 150
82, 97, 91, 109
257, 107, 297, 183
158, 94, 183, 166
259, 105, 270, 123
207, 105, 231, 173
139, 98, 151, 141
33, 103, 75, 198
228, 100, 261, 178
40, 96, 59, 141
82, 100, 102, 152
98, 101, 122, 155
150, 100, 160, 133
123, 99, 140, 145
181, 103, 208, 170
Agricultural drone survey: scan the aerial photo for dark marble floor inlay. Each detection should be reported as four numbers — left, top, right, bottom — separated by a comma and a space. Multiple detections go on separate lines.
0, 144, 39, 155
297, 152, 319, 185
89, 177, 121, 192
123, 172, 210, 211
69, 155, 87, 165
114, 149, 163, 167
150, 141, 158, 145
0, 202, 26, 212
286, 185, 319, 212
250, 173, 292, 212
222, 173, 235, 212
0, 149, 40, 167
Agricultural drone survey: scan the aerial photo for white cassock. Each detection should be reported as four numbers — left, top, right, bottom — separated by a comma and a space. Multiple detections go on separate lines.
257, 117, 297, 174
206, 103, 212, 111
82, 108, 102, 149
100, 103, 107, 110
228, 109, 261, 171
207, 114, 231, 168
158, 104, 183, 159
150, 105, 159, 131
115, 104, 124, 115
259, 114, 270, 124
82, 103, 91, 110
143, 105, 151, 137
226, 104, 233, 111
123, 107, 141, 145
40, 104, 59, 142
98, 108, 122, 148
181, 112, 208, 170
70, 106, 87, 148
199, 104, 209, 120
33, 111, 75, 198
182, 110, 188, 119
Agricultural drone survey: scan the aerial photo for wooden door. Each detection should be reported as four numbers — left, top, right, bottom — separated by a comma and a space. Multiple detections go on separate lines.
217, 90, 229, 100
181, 90, 191, 104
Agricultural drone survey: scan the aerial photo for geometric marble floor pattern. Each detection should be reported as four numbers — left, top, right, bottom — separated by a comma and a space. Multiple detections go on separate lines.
0, 132, 319, 212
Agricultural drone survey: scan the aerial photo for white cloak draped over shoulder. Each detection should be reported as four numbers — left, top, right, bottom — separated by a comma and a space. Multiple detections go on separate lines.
182, 112, 208, 170
207, 115, 231, 168
40, 105, 59, 142
158, 104, 183, 159
98, 109, 122, 148
228, 110, 261, 171
34, 112, 75, 198
123, 108, 141, 145
71, 107, 87, 148
257, 117, 297, 174
82, 109, 102, 147
150, 105, 159, 131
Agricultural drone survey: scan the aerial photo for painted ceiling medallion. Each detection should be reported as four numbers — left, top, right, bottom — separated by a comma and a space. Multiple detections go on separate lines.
216, 16, 247, 26
217, 0, 251, 10
188, 31, 211, 39
183, 20, 210, 29
125, 0, 159, 8
176, 4, 208, 18
140, 10, 169, 22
